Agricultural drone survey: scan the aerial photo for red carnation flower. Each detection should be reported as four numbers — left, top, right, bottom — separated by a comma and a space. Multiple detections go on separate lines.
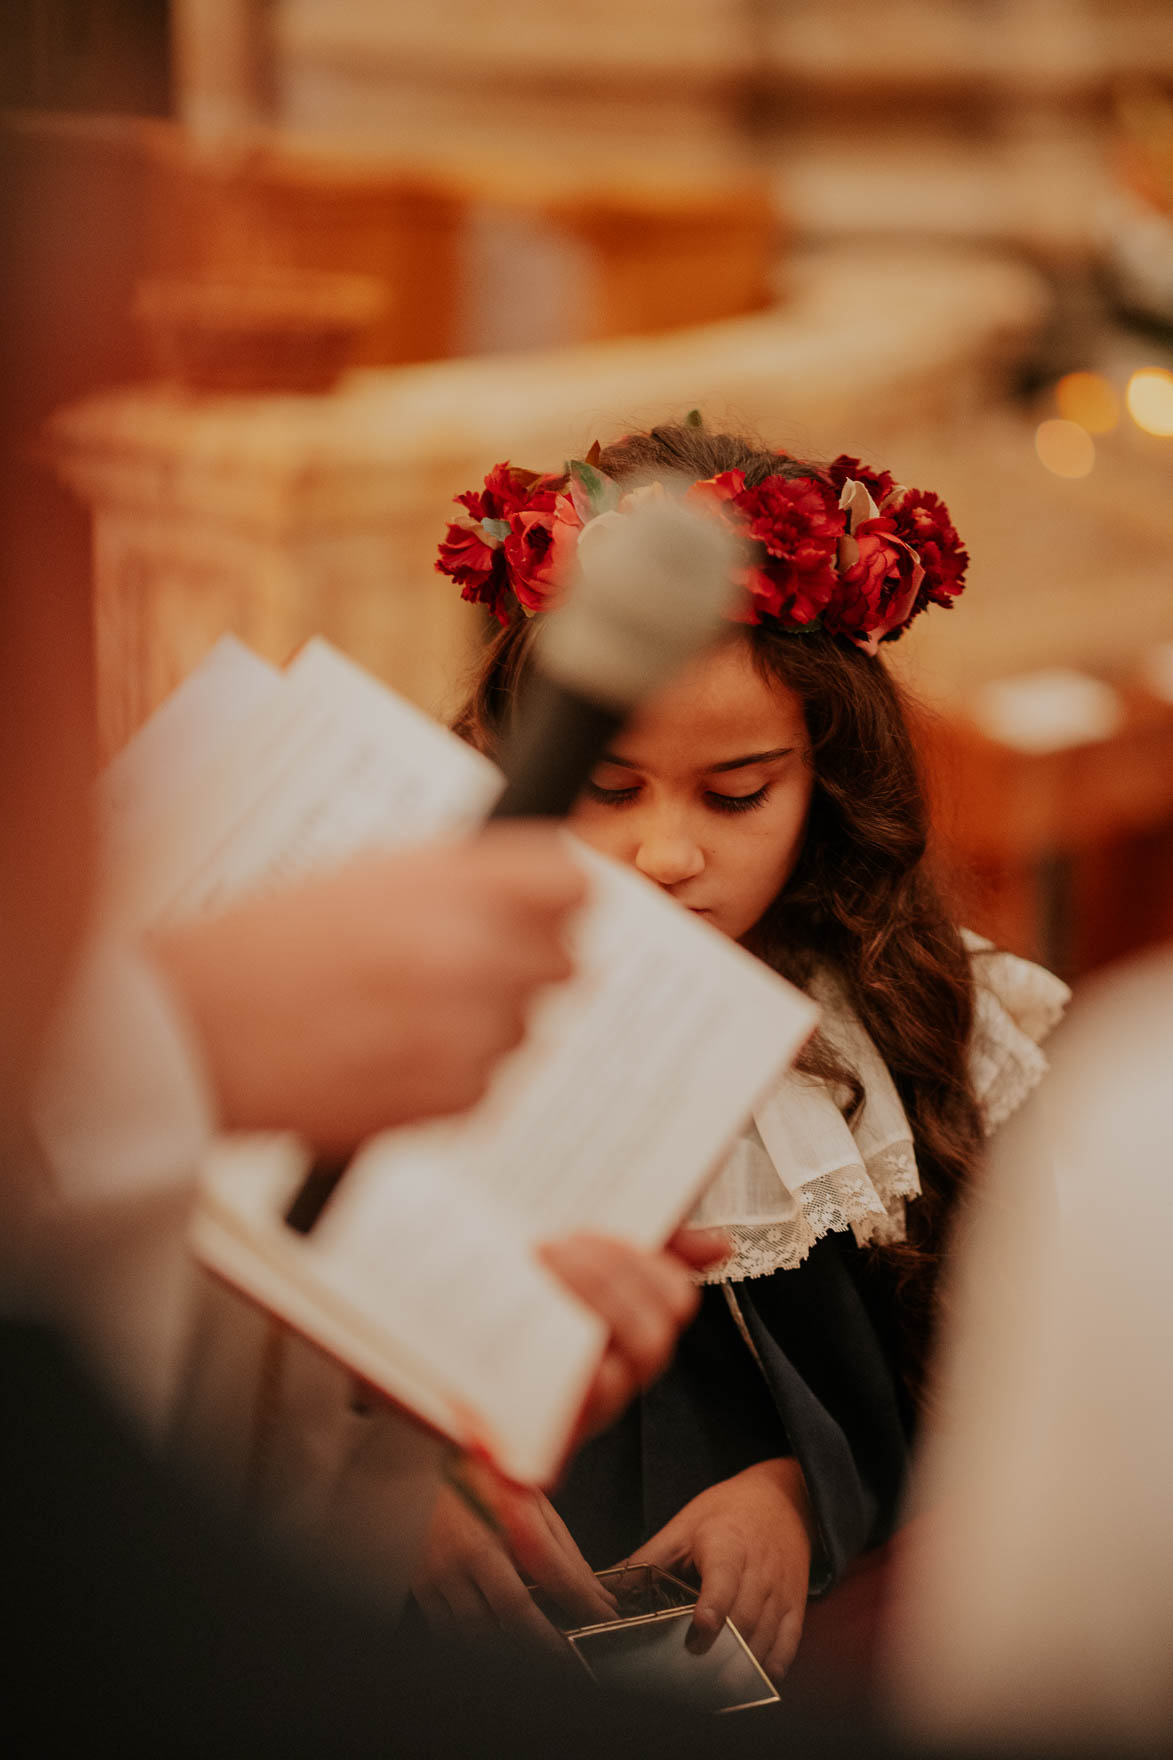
730, 474, 844, 628
686, 469, 746, 518
435, 519, 510, 621
436, 462, 568, 623
461, 461, 559, 523
828, 454, 896, 507
827, 517, 923, 652
503, 492, 583, 613
891, 488, 968, 612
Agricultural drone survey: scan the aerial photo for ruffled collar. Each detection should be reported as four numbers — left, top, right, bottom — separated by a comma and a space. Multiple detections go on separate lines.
690, 933, 1070, 1283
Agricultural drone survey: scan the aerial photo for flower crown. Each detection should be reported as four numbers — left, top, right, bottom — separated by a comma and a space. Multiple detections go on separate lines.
435, 442, 968, 655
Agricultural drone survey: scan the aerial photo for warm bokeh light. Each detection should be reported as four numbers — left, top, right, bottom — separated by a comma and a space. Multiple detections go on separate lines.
1035, 419, 1095, 478
1126, 367, 1173, 437
1054, 371, 1118, 433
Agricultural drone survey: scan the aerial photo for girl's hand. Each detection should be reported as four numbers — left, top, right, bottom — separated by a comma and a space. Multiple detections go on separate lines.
625, 1456, 815, 1682
411, 1472, 614, 1650
540, 1227, 729, 1445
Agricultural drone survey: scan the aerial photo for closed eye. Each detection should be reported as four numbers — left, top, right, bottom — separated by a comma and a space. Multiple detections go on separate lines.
705, 785, 770, 814
582, 779, 640, 807
582, 779, 772, 814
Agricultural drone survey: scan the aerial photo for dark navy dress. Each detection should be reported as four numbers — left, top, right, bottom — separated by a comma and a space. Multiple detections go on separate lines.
553, 1230, 916, 1593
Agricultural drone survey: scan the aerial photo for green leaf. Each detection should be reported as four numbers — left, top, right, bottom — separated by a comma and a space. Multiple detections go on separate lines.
567, 458, 619, 520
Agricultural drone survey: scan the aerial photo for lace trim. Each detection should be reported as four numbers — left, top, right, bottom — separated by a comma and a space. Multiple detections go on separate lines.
697, 938, 1067, 1287
972, 1029, 1051, 1134
965, 934, 1070, 1133
700, 1141, 919, 1283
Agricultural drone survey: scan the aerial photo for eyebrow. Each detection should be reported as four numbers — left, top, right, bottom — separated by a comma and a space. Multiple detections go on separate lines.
602, 747, 796, 775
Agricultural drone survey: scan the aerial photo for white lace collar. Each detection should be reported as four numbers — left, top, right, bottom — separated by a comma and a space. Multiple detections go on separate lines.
689, 933, 1070, 1283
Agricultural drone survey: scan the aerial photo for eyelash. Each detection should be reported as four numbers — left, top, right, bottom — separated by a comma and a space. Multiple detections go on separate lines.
583, 782, 772, 815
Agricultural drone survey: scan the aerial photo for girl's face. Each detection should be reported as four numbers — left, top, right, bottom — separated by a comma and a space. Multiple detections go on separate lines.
570, 638, 813, 942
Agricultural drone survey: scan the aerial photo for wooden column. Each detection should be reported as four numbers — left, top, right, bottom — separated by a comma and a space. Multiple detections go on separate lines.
172, 0, 272, 140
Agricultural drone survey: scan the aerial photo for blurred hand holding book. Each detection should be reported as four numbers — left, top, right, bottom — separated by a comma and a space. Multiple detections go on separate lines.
101, 636, 817, 1485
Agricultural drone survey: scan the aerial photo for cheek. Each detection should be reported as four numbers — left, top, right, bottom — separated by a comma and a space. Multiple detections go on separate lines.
720, 785, 812, 930
766, 786, 813, 886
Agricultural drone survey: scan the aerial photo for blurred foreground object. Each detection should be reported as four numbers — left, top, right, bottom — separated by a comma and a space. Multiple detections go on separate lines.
887, 941, 1173, 1752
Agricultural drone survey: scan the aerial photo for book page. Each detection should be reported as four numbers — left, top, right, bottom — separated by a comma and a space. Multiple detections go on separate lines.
341, 847, 818, 1250
194, 1138, 603, 1486
290, 842, 815, 1477
115, 636, 817, 1480
110, 639, 502, 933
98, 635, 282, 870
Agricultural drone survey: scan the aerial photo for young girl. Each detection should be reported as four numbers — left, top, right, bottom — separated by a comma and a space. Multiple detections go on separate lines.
418, 419, 1068, 1680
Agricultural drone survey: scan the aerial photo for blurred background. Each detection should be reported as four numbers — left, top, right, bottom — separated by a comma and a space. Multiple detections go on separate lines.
3, 0, 1172, 985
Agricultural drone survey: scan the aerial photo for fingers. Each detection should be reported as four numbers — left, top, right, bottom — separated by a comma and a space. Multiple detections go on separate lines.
466, 1546, 573, 1658
539, 1234, 699, 1391
453, 830, 587, 1001
724, 1579, 777, 1673
413, 1483, 569, 1658
542, 1232, 706, 1441
461, 830, 587, 968
764, 1601, 806, 1683
689, 1549, 741, 1651
495, 1485, 616, 1627
624, 1514, 688, 1575
631, 1522, 800, 1682
622, 1461, 812, 1685
415, 1570, 490, 1631
665, 1225, 730, 1272
633, 1523, 748, 1662
534, 1494, 618, 1622
470, 825, 589, 920
690, 1553, 798, 1686
158, 830, 586, 1143
694, 1541, 803, 1682
569, 1346, 631, 1446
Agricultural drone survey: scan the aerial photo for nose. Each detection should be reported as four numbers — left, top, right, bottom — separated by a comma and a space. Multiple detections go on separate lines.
633, 819, 705, 889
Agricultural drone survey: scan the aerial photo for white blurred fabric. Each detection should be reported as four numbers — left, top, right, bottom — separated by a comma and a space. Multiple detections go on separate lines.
18, 938, 214, 1428
20, 933, 444, 1611
888, 944, 1173, 1750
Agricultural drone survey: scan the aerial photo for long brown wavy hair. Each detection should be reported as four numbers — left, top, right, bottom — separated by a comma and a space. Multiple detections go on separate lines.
452, 422, 985, 1405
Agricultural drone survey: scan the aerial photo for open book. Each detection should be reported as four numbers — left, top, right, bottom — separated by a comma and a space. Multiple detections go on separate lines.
105, 637, 818, 1484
